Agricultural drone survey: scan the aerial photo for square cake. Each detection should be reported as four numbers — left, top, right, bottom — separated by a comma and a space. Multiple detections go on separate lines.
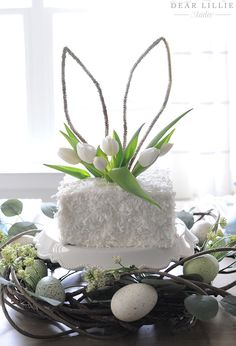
56, 169, 176, 248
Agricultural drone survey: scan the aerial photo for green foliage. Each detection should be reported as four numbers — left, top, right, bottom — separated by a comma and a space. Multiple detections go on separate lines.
107, 167, 161, 208
44, 164, 90, 179
122, 124, 144, 167
8, 222, 37, 237
41, 203, 58, 219
1, 199, 23, 217
176, 210, 194, 229
220, 295, 236, 317
184, 294, 219, 320
112, 131, 124, 168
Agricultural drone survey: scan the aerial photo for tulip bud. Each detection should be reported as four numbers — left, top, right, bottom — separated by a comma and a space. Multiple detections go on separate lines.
138, 147, 160, 167
159, 143, 173, 156
76, 143, 96, 164
93, 156, 107, 171
101, 136, 119, 156
58, 147, 80, 165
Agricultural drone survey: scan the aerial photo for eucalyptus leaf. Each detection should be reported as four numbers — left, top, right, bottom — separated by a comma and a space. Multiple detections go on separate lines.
220, 295, 236, 316
176, 210, 194, 229
8, 222, 37, 237
184, 294, 219, 321
141, 278, 175, 287
44, 164, 90, 179
122, 124, 144, 167
41, 203, 58, 219
107, 167, 161, 208
112, 131, 124, 168
0, 276, 15, 286
1, 199, 23, 217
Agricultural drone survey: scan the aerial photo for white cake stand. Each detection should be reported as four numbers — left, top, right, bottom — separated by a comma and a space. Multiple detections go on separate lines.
34, 219, 198, 270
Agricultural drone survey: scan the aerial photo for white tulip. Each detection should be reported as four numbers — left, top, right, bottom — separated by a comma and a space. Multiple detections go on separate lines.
76, 143, 96, 164
101, 136, 119, 156
138, 148, 160, 167
58, 147, 80, 165
93, 156, 107, 171
159, 143, 173, 156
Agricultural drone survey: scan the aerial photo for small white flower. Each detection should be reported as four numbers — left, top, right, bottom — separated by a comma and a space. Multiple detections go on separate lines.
58, 147, 80, 165
159, 143, 173, 156
101, 136, 119, 156
76, 143, 96, 164
93, 156, 107, 171
138, 147, 160, 167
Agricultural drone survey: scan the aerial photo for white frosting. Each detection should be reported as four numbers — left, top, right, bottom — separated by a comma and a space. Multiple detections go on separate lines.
56, 169, 176, 248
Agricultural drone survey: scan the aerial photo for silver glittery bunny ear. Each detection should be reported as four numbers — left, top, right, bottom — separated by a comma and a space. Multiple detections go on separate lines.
61, 47, 109, 143
122, 37, 172, 168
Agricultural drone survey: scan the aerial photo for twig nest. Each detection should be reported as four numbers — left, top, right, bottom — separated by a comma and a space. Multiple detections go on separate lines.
111, 283, 158, 322
183, 254, 219, 283
35, 276, 65, 303
191, 220, 212, 245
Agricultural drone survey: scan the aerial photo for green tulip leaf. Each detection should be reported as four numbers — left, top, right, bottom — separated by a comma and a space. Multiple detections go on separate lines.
184, 294, 219, 321
64, 123, 80, 149
112, 130, 124, 168
41, 203, 58, 219
1, 199, 23, 217
96, 146, 108, 160
220, 295, 236, 317
82, 163, 103, 178
122, 124, 144, 167
107, 167, 161, 208
44, 164, 91, 179
154, 128, 175, 149
148, 108, 193, 148
8, 222, 37, 237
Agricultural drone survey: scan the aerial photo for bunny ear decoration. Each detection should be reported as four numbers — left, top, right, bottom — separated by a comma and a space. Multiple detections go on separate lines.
122, 37, 172, 167
61, 47, 109, 143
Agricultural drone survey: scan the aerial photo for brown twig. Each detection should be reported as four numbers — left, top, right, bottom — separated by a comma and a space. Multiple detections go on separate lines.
62, 47, 109, 142
0, 229, 41, 251
123, 37, 172, 163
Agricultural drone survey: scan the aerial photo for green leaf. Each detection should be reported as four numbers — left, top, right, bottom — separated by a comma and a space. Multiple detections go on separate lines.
107, 167, 161, 208
122, 124, 144, 167
184, 294, 219, 321
148, 108, 193, 148
1, 199, 23, 217
64, 123, 80, 149
82, 163, 103, 178
44, 164, 90, 179
220, 295, 236, 317
0, 276, 15, 287
154, 128, 175, 149
41, 203, 58, 219
112, 131, 124, 168
8, 222, 37, 237
59, 131, 75, 150
176, 210, 194, 229
96, 146, 108, 160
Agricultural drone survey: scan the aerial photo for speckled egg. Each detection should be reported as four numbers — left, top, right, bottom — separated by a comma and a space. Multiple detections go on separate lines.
111, 283, 158, 322
191, 221, 212, 245
24, 259, 48, 291
183, 254, 219, 283
35, 276, 65, 303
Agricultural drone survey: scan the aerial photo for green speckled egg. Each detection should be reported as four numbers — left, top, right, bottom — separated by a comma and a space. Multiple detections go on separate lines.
35, 276, 65, 303
183, 254, 219, 283
24, 259, 47, 291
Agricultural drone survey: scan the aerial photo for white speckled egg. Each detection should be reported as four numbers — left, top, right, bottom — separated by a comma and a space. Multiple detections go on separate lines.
11, 235, 35, 245
191, 221, 212, 245
111, 283, 158, 322
35, 276, 65, 303
183, 254, 219, 283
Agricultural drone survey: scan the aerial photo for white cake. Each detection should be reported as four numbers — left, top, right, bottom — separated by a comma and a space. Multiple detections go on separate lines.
56, 169, 176, 248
